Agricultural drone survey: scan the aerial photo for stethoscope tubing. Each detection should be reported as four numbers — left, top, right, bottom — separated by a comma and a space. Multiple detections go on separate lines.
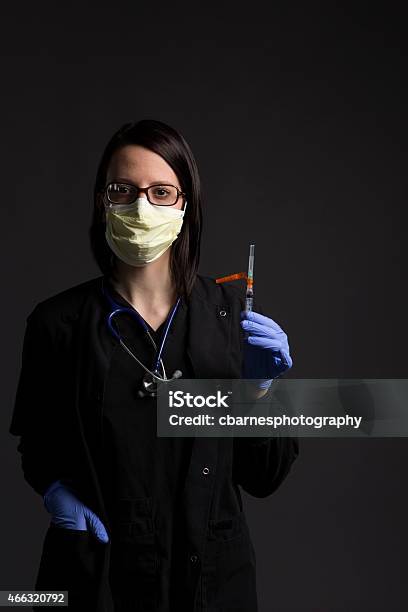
102, 278, 181, 382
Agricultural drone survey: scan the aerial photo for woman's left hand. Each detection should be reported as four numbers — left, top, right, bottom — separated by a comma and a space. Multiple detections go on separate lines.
240, 310, 293, 390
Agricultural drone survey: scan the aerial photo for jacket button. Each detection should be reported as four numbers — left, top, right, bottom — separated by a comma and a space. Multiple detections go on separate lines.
219, 310, 227, 317
202, 467, 210, 475
190, 554, 199, 564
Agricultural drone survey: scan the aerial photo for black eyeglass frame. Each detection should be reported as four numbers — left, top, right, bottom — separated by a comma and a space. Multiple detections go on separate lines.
103, 181, 187, 207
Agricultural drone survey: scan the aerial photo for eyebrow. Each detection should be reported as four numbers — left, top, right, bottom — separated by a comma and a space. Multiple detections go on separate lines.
110, 177, 175, 186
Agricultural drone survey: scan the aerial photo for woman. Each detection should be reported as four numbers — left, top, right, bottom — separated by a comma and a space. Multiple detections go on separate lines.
10, 119, 298, 612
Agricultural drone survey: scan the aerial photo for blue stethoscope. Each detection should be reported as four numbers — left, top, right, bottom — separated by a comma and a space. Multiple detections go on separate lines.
101, 278, 183, 397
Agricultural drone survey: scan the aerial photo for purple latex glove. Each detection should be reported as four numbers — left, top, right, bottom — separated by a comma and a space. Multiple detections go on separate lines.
240, 310, 293, 389
43, 479, 109, 543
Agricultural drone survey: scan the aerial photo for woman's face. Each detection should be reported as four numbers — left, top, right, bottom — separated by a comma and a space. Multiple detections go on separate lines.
105, 144, 185, 210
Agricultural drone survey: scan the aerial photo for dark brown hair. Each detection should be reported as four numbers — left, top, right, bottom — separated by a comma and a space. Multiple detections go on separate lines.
89, 119, 203, 299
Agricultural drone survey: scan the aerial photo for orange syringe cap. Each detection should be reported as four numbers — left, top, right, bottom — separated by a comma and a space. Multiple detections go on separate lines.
215, 272, 248, 284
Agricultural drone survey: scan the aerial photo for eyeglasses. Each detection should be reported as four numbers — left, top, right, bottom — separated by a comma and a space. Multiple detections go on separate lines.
104, 182, 186, 207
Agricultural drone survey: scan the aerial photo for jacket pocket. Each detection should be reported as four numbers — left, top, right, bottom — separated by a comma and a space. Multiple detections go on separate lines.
203, 511, 258, 612
109, 496, 159, 610
208, 511, 246, 545
34, 523, 103, 610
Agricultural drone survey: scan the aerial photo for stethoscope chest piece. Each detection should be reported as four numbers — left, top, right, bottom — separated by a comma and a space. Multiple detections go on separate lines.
139, 371, 160, 398
138, 368, 183, 398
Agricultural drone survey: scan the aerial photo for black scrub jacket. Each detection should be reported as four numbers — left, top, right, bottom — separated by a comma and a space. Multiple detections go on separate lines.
9, 273, 299, 612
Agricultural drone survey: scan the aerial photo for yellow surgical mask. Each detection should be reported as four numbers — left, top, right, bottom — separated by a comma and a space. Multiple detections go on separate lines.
105, 197, 187, 267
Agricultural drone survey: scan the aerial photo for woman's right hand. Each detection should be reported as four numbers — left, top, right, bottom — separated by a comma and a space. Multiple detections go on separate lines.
43, 480, 109, 543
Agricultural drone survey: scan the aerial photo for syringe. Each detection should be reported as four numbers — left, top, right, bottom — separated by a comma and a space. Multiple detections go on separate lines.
245, 243, 255, 312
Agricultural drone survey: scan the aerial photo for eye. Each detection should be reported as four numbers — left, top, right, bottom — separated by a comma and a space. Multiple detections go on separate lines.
113, 183, 132, 194
152, 186, 171, 197
147, 185, 178, 205
107, 182, 137, 205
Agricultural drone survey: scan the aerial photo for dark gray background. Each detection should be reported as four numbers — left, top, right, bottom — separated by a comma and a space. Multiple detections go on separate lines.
1, 2, 407, 611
